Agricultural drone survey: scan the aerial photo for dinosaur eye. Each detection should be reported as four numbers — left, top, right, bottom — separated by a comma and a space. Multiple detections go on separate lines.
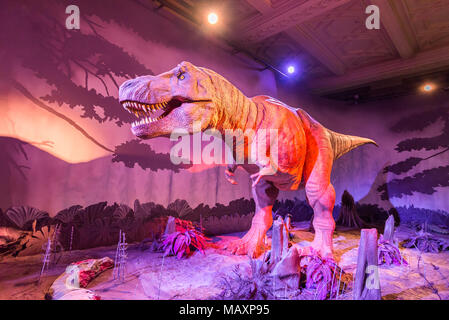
177, 71, 185, 80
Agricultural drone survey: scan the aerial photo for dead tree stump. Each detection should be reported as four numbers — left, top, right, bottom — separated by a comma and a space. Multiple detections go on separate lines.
336, 190, 364, 229
270, 216, 288, 264
164, 216, 176, 235
354, 228, 381, 300
383, 215, 395, 243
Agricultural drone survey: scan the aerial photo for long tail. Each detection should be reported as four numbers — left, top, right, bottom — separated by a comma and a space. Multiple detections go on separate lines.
326, 129, 378, 160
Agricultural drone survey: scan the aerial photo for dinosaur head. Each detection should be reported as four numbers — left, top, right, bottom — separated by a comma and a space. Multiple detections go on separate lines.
119, 61, 219, 139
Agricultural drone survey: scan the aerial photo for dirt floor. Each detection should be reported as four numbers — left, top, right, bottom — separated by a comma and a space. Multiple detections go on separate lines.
0, 222, 448, 300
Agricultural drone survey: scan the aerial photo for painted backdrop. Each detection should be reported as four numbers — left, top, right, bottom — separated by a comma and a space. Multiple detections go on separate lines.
1, 0, 448, 227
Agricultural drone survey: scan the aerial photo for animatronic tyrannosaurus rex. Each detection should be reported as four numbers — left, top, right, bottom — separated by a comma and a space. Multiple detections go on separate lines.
118, 61, 377, 259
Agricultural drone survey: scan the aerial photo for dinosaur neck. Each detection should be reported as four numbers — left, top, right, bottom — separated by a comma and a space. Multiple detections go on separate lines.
211, 80, 260, 133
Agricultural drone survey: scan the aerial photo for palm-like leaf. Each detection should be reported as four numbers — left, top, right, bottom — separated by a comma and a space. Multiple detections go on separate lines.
167, 199, 193, 218
5, 206, 49, 230
113, 203, 133, 220
54, 205, 83, 224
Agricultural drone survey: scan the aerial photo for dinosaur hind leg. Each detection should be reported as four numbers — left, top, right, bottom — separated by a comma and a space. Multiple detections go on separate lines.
225, 178, 279, 258
303, 158, 336, 260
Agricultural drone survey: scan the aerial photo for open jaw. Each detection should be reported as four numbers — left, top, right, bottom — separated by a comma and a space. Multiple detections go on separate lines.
120, 97, 211, 128
121, 97, 178, 128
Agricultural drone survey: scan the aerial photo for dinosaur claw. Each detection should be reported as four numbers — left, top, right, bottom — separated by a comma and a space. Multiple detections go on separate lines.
250, 172, 262, 187
225, 169, 238, 185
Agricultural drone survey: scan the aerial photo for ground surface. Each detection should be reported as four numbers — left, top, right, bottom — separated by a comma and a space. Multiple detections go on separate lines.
0, 222, 448, 300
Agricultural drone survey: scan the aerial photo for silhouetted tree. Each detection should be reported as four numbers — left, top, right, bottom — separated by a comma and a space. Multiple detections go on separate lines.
336, 190, 365, 228
378, 106, 449, 199
1, 0, 184, 172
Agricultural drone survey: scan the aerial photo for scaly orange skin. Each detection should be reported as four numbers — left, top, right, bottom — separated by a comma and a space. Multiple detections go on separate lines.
118, 61, 377, 259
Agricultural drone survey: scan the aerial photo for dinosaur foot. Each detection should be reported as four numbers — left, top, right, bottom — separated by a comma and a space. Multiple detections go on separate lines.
223, 226, 268, 258
295, 242, 335, 261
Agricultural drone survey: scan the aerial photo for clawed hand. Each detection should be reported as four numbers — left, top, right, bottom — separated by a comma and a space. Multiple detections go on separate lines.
224, 169, 237, 185
250, 166, 277, 187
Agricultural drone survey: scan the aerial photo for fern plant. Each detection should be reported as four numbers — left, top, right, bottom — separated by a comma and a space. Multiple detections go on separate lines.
161, 219, 209, 259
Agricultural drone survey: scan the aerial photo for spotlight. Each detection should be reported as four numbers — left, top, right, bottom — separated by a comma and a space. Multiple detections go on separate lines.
287, 65, 295, 74
208, 12, 218, 25
423, 84, 433, 92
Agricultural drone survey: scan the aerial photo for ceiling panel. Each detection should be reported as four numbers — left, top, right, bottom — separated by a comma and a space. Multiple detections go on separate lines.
403, 0, 449, 51
302, 0, 399, 69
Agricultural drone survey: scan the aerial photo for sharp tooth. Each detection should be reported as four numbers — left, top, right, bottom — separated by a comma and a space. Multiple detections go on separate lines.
133, 111, 139, 117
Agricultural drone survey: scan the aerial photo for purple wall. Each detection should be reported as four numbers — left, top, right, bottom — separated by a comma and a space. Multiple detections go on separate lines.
1, 0, 448, 219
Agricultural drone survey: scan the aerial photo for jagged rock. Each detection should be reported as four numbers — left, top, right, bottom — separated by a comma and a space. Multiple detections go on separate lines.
46, 257, 113, 300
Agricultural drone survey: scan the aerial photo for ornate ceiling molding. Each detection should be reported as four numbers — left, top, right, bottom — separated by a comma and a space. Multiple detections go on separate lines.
286, 25, 346, 75
240, 0, 353, 43
308, 45, 449, 94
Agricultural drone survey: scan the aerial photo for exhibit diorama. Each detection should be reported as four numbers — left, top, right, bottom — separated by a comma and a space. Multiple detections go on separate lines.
1, 0, 449, 301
